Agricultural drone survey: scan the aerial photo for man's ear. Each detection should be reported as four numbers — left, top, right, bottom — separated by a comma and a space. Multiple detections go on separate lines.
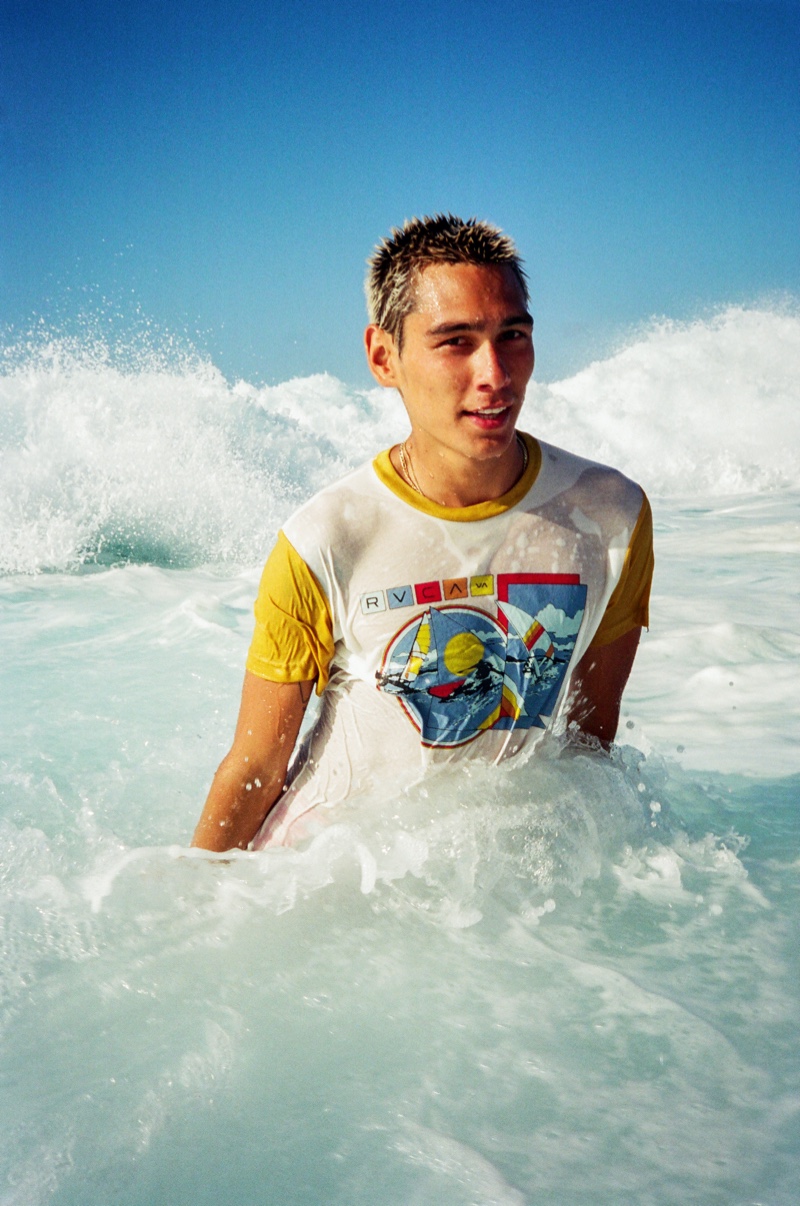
364, 324, 399, 388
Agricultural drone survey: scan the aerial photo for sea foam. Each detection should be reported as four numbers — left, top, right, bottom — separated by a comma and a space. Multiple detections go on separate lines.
1, 303, 798, 575
1, 306, 799, 1204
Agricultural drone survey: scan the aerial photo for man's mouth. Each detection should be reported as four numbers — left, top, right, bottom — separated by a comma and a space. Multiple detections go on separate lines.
463, 404, 513, 426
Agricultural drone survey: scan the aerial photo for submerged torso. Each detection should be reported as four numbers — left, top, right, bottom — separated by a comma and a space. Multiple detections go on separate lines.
253, 437, 647, 847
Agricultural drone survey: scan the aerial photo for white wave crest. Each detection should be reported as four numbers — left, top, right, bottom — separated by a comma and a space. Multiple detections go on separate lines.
1, 304, 797, 574
0, 338, 405, 574
534, 304, 800, 495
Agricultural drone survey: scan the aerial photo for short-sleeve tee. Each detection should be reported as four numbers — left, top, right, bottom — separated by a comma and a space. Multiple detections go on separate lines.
247, 434, 653, 847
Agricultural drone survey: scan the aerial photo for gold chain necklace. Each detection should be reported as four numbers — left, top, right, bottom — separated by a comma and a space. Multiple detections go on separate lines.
398, 440, 422, 493
398, 435, 528, 498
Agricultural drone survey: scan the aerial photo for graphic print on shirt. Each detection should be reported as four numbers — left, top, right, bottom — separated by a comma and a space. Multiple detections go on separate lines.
376, 574, 587, 748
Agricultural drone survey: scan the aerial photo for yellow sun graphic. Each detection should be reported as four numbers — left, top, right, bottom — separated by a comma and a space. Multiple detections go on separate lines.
442, 631, 485, 676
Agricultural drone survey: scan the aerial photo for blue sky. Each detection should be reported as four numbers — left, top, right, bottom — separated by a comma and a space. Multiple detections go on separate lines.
2, 0, 798, 385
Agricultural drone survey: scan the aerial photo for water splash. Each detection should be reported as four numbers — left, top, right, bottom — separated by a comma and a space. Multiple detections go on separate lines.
0, 328, 406, 574
530, 304, 800, 495
2, 303, 799, 574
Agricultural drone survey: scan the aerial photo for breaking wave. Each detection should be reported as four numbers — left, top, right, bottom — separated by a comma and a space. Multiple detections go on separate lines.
1, 303, 798, 574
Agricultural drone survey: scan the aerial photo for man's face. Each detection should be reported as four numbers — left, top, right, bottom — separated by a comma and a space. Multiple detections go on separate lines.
370, 262, 534, 463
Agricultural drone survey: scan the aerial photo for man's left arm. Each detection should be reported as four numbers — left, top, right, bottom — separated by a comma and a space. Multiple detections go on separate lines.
567, 487, 653, 745
566, 626, 641, 747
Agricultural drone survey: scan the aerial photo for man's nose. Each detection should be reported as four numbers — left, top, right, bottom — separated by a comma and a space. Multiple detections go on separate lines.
475, 340, 511, 389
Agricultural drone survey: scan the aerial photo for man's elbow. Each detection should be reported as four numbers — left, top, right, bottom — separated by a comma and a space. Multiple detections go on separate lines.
212, 748, 284, 800
565, 629, 642, 749
569, 707, 620, 749
566, 688, 621, 748
192, 753, 285, 851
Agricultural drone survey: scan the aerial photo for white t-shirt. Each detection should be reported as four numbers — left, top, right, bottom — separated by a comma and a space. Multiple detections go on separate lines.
247, 435, 653, 847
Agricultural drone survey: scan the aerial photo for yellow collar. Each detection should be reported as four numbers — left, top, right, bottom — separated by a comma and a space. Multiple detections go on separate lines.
372, 432, 541, 522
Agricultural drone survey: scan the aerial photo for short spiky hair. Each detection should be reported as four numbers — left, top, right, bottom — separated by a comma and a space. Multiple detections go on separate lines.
366, 213, 528, 344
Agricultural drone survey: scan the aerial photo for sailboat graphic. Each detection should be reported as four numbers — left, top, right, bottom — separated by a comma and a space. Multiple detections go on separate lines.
401, 609, 435, 683
377, 579, 587, 747
499, 600, 555, 661
377, 605, 506, 744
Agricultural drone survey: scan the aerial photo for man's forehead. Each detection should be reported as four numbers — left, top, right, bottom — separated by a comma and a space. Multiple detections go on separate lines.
408, 262, 529, 323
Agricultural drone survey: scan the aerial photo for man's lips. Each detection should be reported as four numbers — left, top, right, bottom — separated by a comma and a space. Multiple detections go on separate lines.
463, 403, 514, 427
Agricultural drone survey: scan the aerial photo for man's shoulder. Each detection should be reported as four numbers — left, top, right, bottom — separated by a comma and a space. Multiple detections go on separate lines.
293, 456, 378, 508
534, 438, 645, 521
282, 455, 387, 551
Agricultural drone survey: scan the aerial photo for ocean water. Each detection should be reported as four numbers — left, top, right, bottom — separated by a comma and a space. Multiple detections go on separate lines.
1, 306, 798, 1205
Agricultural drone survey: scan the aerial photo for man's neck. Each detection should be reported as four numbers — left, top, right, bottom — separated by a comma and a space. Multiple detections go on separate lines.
392, 432, 526, 508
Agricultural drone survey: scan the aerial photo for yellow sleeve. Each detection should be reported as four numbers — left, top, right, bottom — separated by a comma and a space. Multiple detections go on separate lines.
590, 494, 654, 647
246, 531, 335, 695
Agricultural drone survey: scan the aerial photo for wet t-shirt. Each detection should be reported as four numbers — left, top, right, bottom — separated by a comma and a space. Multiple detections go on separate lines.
246, 434, 653, 847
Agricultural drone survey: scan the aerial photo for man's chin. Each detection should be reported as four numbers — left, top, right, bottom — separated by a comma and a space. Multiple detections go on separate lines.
460, 423, 519, 459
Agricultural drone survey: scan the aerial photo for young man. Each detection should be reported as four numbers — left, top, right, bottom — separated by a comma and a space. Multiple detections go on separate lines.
192, 215, 653, 853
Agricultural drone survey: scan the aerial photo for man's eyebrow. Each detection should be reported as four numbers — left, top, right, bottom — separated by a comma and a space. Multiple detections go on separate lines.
426, 313, 534, 336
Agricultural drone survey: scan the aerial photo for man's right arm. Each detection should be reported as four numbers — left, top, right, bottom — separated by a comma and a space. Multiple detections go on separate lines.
191, 671, 313, 852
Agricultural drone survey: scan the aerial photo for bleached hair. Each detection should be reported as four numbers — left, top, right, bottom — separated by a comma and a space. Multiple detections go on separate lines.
365, 213, 528, 346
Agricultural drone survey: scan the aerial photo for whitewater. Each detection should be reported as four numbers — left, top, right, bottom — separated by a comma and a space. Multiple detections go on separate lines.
1, 304, 798, 1204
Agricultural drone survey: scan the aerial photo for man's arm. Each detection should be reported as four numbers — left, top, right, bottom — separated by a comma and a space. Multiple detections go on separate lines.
192, 671, 314, 852
566, 626, 641, 747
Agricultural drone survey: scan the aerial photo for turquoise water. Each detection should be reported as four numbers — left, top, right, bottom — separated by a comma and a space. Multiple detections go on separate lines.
1, 309, 799, 1203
